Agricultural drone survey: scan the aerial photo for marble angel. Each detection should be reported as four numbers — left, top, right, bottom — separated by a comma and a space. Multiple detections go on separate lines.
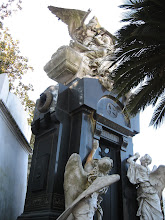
127, 152, 165, 220
57, 140, 120, 220
48, 6, 115, 90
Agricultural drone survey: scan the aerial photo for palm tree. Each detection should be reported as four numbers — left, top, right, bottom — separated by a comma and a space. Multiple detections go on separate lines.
112, 0, 165, 128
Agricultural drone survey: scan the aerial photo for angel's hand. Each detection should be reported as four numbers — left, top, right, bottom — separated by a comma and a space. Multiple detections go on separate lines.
127, 152, 140, 163
93, 140, 99, 150
134, 152, 140, 159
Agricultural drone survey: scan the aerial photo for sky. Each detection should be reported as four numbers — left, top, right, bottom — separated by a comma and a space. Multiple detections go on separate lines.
3, 0, 165, 168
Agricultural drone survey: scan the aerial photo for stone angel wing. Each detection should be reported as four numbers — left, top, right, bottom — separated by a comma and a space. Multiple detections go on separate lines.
48, 6, 91, 39
149, 165, 165, 198
64, 153, 88, 208
57, 174, 120, 220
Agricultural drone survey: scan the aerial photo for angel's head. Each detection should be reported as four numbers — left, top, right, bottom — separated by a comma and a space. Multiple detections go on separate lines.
140, 154, 152, 167
98, 157, 113, 174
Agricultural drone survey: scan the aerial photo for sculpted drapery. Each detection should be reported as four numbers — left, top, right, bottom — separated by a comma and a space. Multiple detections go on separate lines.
127, 153, 164, 220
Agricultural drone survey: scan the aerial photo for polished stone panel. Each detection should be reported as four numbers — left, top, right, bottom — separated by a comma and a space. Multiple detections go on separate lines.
18, 77, 139, 220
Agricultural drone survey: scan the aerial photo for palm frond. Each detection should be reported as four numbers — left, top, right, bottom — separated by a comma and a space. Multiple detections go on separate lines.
149, 95, 165, 128
112, 0, 165, 127
126, 76, 165, 115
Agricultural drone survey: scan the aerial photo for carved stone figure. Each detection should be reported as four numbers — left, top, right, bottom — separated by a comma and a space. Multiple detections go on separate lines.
48, 6, 91, 41
56, 140, 120, 220
70, 16, 114, 80
127, 153, 165, 220
47, 6, 115, 90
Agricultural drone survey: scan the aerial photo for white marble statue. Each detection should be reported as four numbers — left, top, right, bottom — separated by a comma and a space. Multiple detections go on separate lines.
57, 140, 120, 220
127, 153, 165, 220
71, 16, 115, 80
48, 6, 115, 90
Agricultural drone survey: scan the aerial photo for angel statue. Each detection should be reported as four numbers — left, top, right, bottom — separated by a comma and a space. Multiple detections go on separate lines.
127, 152, 165, 220
57, 139, 120, 220
48, 6, 115, 90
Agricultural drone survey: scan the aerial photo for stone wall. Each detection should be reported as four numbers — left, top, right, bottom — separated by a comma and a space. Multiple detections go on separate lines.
0, 74, 32, 220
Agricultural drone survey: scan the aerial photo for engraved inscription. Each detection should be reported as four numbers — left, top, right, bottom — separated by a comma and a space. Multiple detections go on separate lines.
101, 130, 119, 143
107, 103, 118, 118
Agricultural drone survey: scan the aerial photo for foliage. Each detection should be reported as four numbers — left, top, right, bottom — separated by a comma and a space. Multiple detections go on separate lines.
0, 0, 22, 20
112, 0, 165, 128
0, 0, 35, 123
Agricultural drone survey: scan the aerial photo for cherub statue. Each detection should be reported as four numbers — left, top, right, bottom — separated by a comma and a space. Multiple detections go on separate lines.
127, 152, 165, 220
57, 140, 120, 220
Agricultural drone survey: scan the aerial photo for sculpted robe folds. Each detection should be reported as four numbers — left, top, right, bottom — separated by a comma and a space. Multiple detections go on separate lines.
127, 160, 163, 220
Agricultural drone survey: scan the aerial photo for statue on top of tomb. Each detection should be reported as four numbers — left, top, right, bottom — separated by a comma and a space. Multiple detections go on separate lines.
48, 6, 115, 90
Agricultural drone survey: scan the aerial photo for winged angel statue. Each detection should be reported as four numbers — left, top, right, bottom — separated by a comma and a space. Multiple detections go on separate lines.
57, 140, 120, 220
127, 153, 165, 220
48, 6, 115, 90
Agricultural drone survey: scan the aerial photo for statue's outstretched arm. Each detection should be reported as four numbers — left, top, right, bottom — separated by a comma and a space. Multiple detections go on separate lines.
127, 153, 140, 184
127, 152, 140, 164
85, 139, 99, 165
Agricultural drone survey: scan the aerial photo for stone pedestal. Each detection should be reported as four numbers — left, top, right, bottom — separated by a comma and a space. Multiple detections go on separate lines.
18, 77, 139, 220
44, 46, 83, 85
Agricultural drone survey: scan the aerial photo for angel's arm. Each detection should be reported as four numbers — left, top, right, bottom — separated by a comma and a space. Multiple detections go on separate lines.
127, 153, 140, 184
85, 139, 99, 165
127, 152, 140, 164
